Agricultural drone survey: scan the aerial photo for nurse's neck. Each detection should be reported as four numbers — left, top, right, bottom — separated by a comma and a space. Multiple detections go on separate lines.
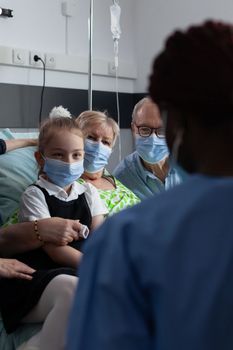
188, 124, 233, 177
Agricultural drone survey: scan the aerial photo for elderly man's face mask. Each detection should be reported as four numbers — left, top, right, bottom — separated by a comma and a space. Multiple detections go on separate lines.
135, 134, 169, 164
133, 104, 169, 164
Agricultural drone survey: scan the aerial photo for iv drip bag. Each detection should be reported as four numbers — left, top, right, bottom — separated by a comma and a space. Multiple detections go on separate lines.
110, 2, 121, 41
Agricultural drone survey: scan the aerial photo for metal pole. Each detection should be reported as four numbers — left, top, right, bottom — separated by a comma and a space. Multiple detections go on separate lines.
88, 0, 94, 110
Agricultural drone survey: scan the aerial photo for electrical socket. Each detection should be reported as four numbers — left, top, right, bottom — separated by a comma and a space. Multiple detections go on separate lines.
12, 49, 27, 65
29, 51, 44, 67
45, 53, 56, 68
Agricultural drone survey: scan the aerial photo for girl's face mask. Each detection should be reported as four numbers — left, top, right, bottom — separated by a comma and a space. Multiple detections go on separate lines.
43, 157, 84, 188
135, 134, 169, 164
84, 139, 112, 173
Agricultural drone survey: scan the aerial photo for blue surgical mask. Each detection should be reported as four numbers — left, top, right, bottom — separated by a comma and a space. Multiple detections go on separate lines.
43, 157, 84, 187
84, 139, 112, 173
135, 134, 169, 164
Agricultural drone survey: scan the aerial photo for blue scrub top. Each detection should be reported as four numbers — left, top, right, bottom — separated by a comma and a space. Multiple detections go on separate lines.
113, 151, 182, 200
67, 174, 233, 350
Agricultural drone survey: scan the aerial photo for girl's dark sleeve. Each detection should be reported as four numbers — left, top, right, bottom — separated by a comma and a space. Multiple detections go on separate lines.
0, 139, 6, 155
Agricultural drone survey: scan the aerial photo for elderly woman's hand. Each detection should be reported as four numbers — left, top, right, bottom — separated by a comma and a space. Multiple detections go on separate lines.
38, 217, 81, 246
0, 258, 35, 280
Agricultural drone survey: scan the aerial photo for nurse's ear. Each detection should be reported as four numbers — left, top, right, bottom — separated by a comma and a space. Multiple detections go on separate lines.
34, 151, 45, 168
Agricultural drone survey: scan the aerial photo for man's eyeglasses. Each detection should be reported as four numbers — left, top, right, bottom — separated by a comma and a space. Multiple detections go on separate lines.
135, 125, 165, 138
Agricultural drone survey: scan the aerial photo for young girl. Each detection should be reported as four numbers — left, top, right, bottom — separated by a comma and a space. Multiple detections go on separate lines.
19, 114, 107, 267
0, 115, 107, 350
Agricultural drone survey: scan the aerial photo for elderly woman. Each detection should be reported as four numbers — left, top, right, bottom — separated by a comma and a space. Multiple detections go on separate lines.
76, 110, 140, 215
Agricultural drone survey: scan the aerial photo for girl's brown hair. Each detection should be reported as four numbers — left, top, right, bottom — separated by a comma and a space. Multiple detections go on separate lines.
38, 116, 83, 154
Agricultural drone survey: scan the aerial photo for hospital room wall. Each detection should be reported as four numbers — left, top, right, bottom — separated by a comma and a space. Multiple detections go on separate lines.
134, 0, 233, 92
0, 0, 138, 172
0, 0, 136, 91
1, 0, 233, 169
1, 0, 233, 96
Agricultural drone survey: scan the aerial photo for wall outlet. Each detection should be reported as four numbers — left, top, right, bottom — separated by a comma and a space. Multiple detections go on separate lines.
45, 53, 56, 68
12, 49, 27, 65
29, 51, 44, 67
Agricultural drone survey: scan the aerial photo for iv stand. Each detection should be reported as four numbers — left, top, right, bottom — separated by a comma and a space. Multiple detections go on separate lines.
88, 0, 94, 110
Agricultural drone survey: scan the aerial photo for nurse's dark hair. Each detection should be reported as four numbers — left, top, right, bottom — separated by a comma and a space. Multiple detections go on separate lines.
39, 116, 83, 154
149, 20, 233, 126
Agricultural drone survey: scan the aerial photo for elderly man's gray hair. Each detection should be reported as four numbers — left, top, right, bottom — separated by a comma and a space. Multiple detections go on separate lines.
132, 97, 153, 122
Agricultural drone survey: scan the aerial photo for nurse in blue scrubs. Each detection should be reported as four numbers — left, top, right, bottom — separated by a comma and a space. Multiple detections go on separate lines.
67, 20, 233, 350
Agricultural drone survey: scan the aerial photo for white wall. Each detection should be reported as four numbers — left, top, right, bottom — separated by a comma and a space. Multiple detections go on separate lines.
0, 0, 136, 93
1, 0, 233, 93
134, 0, 233, 92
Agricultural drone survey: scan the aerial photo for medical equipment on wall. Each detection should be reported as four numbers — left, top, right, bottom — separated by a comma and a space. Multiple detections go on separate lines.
110, 0, 122, 161
87, 0, 122, 160
110, 0, 121, 70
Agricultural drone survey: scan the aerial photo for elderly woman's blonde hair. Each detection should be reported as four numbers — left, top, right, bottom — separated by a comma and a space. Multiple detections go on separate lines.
76, 110, 119, 146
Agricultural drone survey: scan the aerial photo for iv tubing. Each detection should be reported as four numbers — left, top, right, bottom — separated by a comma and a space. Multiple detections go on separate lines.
88, 0, 94, 110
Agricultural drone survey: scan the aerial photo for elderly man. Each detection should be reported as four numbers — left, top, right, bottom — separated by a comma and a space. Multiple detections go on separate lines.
113, 97, 182, 200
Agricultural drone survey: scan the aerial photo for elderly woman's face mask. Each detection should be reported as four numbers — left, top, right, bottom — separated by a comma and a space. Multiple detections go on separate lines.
83, 124, 114, 173
84, 139, 112, 173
